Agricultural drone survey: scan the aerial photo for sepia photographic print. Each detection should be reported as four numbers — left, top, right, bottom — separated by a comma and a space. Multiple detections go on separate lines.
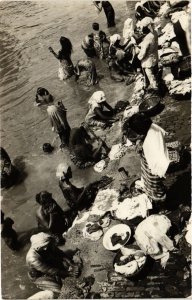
0, 0, 191, 299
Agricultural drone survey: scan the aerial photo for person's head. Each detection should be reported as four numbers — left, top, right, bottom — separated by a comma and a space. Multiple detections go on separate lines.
92, 22, 99, 31
59, 36, 73, 57
99, 31, 107, 41
140, 17, 154, 34
128, 113, 152, 136
116, 49, 125, 61
35, 191, 53, 206
88, 91, 106, 105
110, 34, 121, 46
56, 163, 72, 181
30, 232, 55, 254
36, 87, 53, 105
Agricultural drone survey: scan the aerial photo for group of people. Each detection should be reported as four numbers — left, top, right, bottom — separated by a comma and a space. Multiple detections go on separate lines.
1, 0, 191, 298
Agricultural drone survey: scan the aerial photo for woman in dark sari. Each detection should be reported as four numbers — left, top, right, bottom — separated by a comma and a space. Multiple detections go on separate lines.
49, 37, 74, 80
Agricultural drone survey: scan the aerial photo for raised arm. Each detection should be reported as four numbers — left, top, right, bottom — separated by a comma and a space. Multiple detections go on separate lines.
48, 47, 60, 59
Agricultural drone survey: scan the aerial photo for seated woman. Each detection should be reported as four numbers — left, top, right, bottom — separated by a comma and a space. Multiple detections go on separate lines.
74, 59, 98, 87
35, 87, 53, 106
47, 102, 71, 148
92, 22, 110, 59
49, 37, 74, 80
26, 232, 82, 293
81, 34, 96, 58
56, 163, 112, 210
85, 91, 116, 128
69, 126, 106, 168
108, 49, 136, 84
35, 191, 77, 242
1, 211, 19, 251
0, 147, 17, 189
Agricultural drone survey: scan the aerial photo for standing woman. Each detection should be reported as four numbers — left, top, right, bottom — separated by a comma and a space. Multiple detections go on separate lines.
49, 37, 74, 80
93, 1, 116, 28
47, 102, 71, 148
123, 113, 170, 204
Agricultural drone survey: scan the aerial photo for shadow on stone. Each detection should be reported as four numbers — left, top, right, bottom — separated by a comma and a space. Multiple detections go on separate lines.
12, 156, 28, 185
166, 171, 191, 210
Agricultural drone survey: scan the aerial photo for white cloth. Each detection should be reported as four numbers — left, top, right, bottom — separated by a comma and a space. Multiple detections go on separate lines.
108, 143, 128, 161
110, 34, 121, 45
56, 163, 70, 179
30, 232, 51, 250
123, 18, 134, 42
185, 215, 192, 245
123, 105, 139, 120
138, 32, 158, 68
112, 193, 152, 220
135, 215, 174, 267
139, 17, 153, 29
28, 291, 54, 300
143, 123, 170, 178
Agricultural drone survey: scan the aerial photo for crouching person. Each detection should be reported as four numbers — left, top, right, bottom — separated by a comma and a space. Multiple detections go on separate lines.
26, 232, 82, 293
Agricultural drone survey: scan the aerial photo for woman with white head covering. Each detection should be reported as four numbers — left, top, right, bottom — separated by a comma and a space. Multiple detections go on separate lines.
26, 232, 82, 292
74, 59, 98, 86
47, 102, 71, 148
85, 91, 115, 128
109, 34, 124, 57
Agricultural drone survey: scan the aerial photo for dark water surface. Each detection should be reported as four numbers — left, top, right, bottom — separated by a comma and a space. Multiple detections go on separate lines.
0, 1, 136, 298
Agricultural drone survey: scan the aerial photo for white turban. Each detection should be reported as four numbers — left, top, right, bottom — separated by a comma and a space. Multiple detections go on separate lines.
110, 34, 121, 45
30, 232, 52, 250
139, 17, 153, 29
88, 91, 106, 105
56, 163, 70, 179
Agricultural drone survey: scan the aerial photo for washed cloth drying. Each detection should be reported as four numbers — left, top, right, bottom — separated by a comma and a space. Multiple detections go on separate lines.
108, 143, 128, 160
93, 160, 106, 172
27, 291, 54, 300
135, 214, 174, 267
90, 189, 119, 216
143, 123, 170, 178
112, 193, 152, 220
185, 215, 192, 245
83, 222, 103, 241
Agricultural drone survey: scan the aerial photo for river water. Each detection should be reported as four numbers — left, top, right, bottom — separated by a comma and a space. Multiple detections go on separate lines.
0, 1, 136, 298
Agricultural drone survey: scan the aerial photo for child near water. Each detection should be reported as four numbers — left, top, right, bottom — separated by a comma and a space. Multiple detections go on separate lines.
1, 211, 19, 251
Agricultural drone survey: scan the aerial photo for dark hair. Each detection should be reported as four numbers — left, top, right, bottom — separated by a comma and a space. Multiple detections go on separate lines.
37, 87, 49, 97
128, 113, 152, 136
59, 36, 73, 57
142, 26, 151, 34
36, 191, 53, 205
92, 22, 99, 31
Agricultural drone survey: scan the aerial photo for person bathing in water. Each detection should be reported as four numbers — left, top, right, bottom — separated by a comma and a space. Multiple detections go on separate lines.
49, 37, 74, 80
47, 101, 71, 149
56, 163, 112, 211
35, 87, 54, 106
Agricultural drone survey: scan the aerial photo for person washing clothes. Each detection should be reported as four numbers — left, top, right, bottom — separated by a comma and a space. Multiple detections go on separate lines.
84, 91, 116, 128
123, 113, 170, 203
136, 17, 159, 90
26, 232, 82, 293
